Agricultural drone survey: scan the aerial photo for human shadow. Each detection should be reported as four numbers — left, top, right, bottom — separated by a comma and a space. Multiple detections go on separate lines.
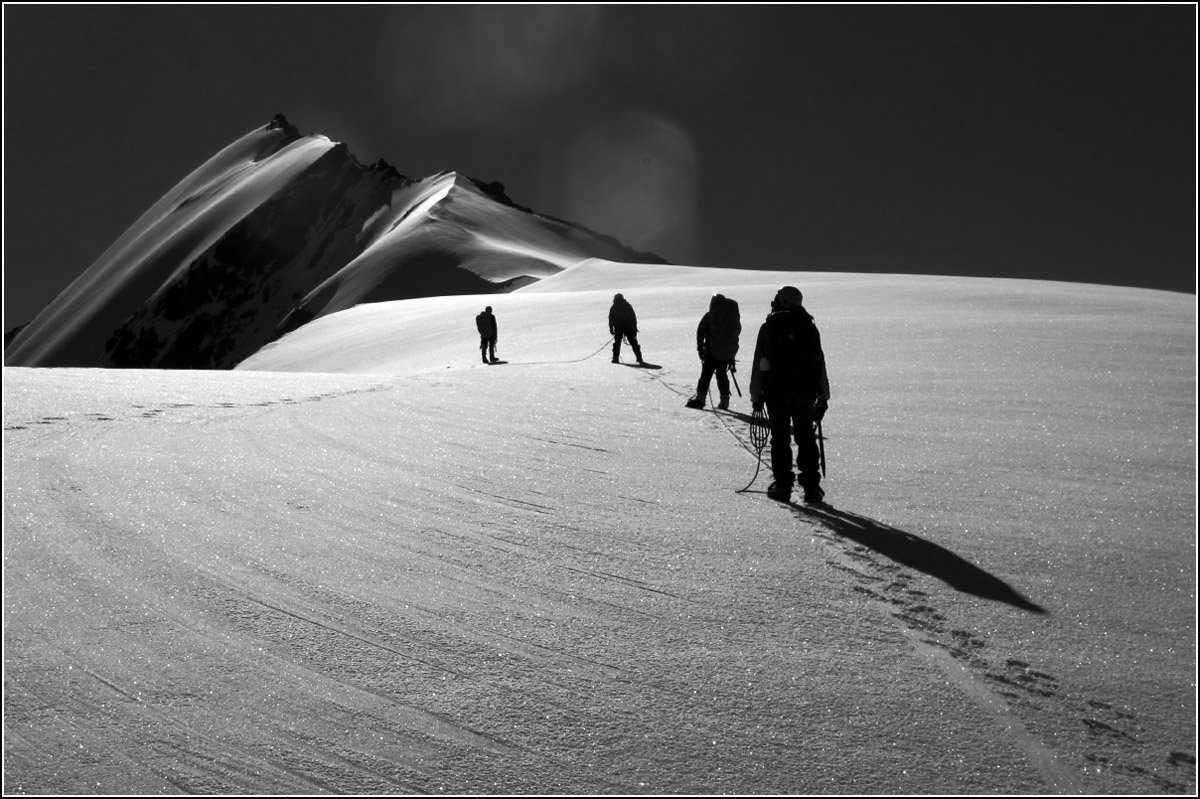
792, 502, 1047, 614
622, 361, 663, 370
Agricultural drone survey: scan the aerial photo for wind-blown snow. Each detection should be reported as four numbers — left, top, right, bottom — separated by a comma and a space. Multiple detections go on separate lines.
4, 118, 663, 370
5, 122, 333, 367
4, 262, 1195, 794
289, 174, 665, 323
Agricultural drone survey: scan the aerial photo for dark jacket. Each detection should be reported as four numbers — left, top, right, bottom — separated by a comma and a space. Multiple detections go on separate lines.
476, 310, 497, 339
609, 298, 637, 334
749, 307, 830, 405
697, 296, 741, 362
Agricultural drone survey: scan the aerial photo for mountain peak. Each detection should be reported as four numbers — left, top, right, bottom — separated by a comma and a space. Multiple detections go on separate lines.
4, 115, 667, 369
266, 113, 301, 140
369, 158, 406, 183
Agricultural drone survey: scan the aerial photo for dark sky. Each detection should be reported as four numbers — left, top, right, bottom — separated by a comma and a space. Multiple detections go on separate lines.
3, 5, 1195, 328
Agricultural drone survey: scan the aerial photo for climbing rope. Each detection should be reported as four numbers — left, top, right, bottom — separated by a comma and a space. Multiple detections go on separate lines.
735, 404, 771, 493
509, 339, 777, 493
500, 336, 614, 367
567, 336, 616, 364
642, 364, 769, 492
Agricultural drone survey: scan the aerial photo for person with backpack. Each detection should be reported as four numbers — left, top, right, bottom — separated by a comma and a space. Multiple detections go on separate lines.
687, 294, 741, 410
749, 286, 830, 504
608, 293, 645, 364
476, 306, 498, 363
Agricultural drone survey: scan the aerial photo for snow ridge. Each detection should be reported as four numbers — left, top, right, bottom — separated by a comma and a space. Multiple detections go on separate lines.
4, 116, 664, 369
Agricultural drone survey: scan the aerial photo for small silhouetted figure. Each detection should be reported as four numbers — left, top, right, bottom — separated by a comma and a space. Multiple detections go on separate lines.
687, 293, 741, 410
749, 286, 830, 504
609, 293, 644, 364
476, 306, 498, 363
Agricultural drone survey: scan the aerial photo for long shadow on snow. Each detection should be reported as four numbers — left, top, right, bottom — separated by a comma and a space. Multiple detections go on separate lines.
708, 408, 1043, 614
790, 501, 1047, 615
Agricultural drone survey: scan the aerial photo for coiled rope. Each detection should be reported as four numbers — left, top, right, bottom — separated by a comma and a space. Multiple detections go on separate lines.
736, 405, 771, 493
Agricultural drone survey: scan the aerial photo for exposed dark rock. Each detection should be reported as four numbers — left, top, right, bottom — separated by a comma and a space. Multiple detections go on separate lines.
4, 324, 28, 350
105, 142, 405, 369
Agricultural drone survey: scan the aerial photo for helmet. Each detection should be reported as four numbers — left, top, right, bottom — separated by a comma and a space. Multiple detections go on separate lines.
774, 286, 803, 308
614, 293, 624, 301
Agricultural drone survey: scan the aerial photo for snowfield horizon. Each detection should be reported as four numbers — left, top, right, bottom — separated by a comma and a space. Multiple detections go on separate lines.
4, 260, 1195, 794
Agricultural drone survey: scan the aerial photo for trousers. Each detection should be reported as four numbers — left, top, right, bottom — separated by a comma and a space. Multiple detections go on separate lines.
696, 355, 731, 398
612, 330, 643, 362
765, 393, 821, 489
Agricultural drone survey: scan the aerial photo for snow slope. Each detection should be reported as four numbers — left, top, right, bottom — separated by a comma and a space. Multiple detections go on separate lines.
285, 173, 666, 328
5, 262, 1196, 794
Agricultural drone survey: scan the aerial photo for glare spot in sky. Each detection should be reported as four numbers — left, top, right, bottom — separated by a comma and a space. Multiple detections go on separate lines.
384, 5, 604, 129
563, 111, 699, 263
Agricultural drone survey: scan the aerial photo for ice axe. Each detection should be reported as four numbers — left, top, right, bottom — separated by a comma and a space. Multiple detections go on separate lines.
816, 419, 826, 477
728, 361, 742, 397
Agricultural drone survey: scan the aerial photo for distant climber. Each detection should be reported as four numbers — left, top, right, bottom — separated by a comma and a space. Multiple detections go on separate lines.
749, 286, 830, 504
687, 294, 741, 410
609, 293, 644, 364
476, 306, 498, 363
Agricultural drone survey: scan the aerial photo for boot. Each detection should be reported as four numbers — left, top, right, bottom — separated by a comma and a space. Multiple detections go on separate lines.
801, 478, 825, 505
717, 392, 730, 410
767, 481, 792, 502
685, 395, 705, 409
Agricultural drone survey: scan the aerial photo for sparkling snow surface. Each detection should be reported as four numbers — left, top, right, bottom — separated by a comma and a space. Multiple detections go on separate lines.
4, 261, 1195, 794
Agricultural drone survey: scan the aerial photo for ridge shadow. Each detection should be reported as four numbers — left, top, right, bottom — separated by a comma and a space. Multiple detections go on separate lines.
793, 502, 1047, 614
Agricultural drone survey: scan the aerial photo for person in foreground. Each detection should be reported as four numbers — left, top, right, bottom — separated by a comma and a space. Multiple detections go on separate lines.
608, 293, 645, 364
749, 286, 830, 504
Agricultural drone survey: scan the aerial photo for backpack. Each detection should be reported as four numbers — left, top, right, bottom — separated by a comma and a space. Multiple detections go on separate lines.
610, 299, 636, 332
763, 308, 822, 397
705, 297, 741, 361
